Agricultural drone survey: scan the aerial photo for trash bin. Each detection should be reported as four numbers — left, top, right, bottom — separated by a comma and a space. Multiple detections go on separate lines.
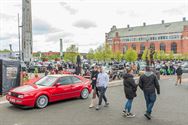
0, 59, 21, 95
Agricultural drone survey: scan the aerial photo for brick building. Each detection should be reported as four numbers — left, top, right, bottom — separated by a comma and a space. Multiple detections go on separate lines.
105, 18, 188, 56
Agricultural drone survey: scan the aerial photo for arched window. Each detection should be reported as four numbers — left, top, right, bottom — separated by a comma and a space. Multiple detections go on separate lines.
150, 43, 155, 50
171, 42, 177, 53
132, 44, 136, 50
160, 43, 166, 52
140, 44, 145, 53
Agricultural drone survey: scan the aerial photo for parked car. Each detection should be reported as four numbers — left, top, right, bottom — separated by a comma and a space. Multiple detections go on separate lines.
182, 61, 188, 73
6, 74, 92, 109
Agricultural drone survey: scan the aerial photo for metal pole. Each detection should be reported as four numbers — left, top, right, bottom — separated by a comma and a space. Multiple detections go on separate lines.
18, 13, 21, 61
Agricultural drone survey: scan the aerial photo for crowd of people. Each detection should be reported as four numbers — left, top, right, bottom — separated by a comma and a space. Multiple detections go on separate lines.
88, 63, 184, 120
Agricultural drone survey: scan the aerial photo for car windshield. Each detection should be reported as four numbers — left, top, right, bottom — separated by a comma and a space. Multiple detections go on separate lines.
35, 76, 58, 86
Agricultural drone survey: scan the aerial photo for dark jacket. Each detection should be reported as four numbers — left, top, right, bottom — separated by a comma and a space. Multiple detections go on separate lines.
123, 73, 137, 99
139, 72, 160, 94
91, 70, 99, 85
176, 67, 183, 76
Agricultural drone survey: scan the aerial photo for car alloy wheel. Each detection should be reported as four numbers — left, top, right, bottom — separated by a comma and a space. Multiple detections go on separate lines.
81, 88, 89, 99
36, 95, 48, 109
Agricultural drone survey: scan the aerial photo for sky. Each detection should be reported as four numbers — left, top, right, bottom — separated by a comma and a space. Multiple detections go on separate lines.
0, 0, 188, 53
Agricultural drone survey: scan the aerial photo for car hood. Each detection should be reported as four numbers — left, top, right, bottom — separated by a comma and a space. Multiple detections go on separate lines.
11, 84, 45, 93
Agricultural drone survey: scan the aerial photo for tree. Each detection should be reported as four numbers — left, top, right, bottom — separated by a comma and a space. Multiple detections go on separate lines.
86, 49, 95, 60
48, 54, 60, 60
113, 51, 123, 62
153, 51, 158, 60
141, 49, 150, 61
169, 51, 174, 60
101, 44, 113, 61
94, 46, 103, 62
124, 48, 138, 62
64, 44, 79, 63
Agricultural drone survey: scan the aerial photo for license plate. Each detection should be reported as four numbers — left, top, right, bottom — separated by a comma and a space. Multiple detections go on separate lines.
10, 98, 16, 103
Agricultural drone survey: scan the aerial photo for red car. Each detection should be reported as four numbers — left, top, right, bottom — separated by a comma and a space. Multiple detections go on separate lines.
6, 74, 92, 108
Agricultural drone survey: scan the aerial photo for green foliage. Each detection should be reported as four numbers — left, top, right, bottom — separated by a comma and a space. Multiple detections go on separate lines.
124, 48, 138, 62
92, 44, 113, 62
86, 49, 95, 60
169, 51, 174, 60
153, 52, 158, 60
33, 52, 41, 57
141, 49, 150, 61
94, 46, 103, 62
64, 44, 79, 63
0, 49, 11, 53
48, 54, 60, 60
101, 44, 113, 61
113, 51, 123, 62
34, 68, 38, 75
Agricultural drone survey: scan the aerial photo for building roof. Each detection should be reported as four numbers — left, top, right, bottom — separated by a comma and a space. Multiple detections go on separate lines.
108, 20, 188, 38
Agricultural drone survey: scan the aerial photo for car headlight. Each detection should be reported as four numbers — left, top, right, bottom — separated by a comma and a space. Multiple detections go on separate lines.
17, 94, 24, 98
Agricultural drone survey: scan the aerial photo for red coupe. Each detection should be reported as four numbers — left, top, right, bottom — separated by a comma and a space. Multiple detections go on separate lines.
6, 74, 92, 108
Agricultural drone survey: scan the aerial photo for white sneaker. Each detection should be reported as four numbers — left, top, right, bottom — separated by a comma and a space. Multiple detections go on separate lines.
126, 113, 136, 118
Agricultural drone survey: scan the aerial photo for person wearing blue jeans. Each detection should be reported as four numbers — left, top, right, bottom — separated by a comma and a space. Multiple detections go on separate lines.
125, 99, 133, 113
123, 68, 137, 117
96, 66, 109, 110
144, 92, 156, 115
139, 66, 160, 120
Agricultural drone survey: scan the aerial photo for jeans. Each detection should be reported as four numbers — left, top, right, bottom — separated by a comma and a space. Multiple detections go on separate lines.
97, 86, 107, 105
125, 99, 133, 113
144, 92, 156, 114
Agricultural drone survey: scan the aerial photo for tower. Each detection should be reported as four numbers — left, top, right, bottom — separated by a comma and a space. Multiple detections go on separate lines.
22, 0, 33, 62
60, 39, 63, 59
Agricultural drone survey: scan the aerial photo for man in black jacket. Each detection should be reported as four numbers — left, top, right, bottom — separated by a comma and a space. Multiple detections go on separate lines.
139, 66, 160, 120
89, 66, 99, 108
176, 65, 183, 86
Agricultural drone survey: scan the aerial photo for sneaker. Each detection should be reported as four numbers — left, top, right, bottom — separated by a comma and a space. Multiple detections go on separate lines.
144, 113, 151, 120
126, 113, 136, 118
96, 105, 101, 110
104, 102, 109, 107
122, 110, 127, 116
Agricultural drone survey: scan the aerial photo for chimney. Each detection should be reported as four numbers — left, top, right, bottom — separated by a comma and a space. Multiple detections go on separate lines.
162, 20, 165, 24
143, 22, 146, 26
111, 25, 117, 31
183, 17, 186, 21
127, 24, 130, 28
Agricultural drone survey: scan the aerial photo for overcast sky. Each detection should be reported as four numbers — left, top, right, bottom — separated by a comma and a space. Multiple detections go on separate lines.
0, 0, 188, 53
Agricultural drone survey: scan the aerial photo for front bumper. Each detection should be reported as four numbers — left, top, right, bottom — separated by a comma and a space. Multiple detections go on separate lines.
6, 95, 35, 107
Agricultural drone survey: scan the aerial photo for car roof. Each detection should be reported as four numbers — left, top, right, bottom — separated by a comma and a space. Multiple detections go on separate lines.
47, 74, 74, 78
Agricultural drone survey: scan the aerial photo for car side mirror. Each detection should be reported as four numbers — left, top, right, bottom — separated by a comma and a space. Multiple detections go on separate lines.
55, 83, 61, 87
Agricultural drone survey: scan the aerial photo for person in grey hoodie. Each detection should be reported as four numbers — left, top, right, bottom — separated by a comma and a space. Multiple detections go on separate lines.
96, 66, 109, 110
139, 66, 160, 120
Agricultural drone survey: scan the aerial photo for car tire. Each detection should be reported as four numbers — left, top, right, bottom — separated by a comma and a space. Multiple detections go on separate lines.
36, 95, 48, 109
80, 88, 89, 99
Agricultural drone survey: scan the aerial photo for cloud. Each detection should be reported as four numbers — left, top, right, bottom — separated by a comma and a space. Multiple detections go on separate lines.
59, 2, 78, 15
116, 10, 126, 15
0, 33, 17, 41
0, 13, 16, 20
45, 32, 74, 43
33, 19, 61, 35
59, 2, 67, 6
163, 8, 183, 15
129, 11, 139, 18
73, 19, 97, 29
